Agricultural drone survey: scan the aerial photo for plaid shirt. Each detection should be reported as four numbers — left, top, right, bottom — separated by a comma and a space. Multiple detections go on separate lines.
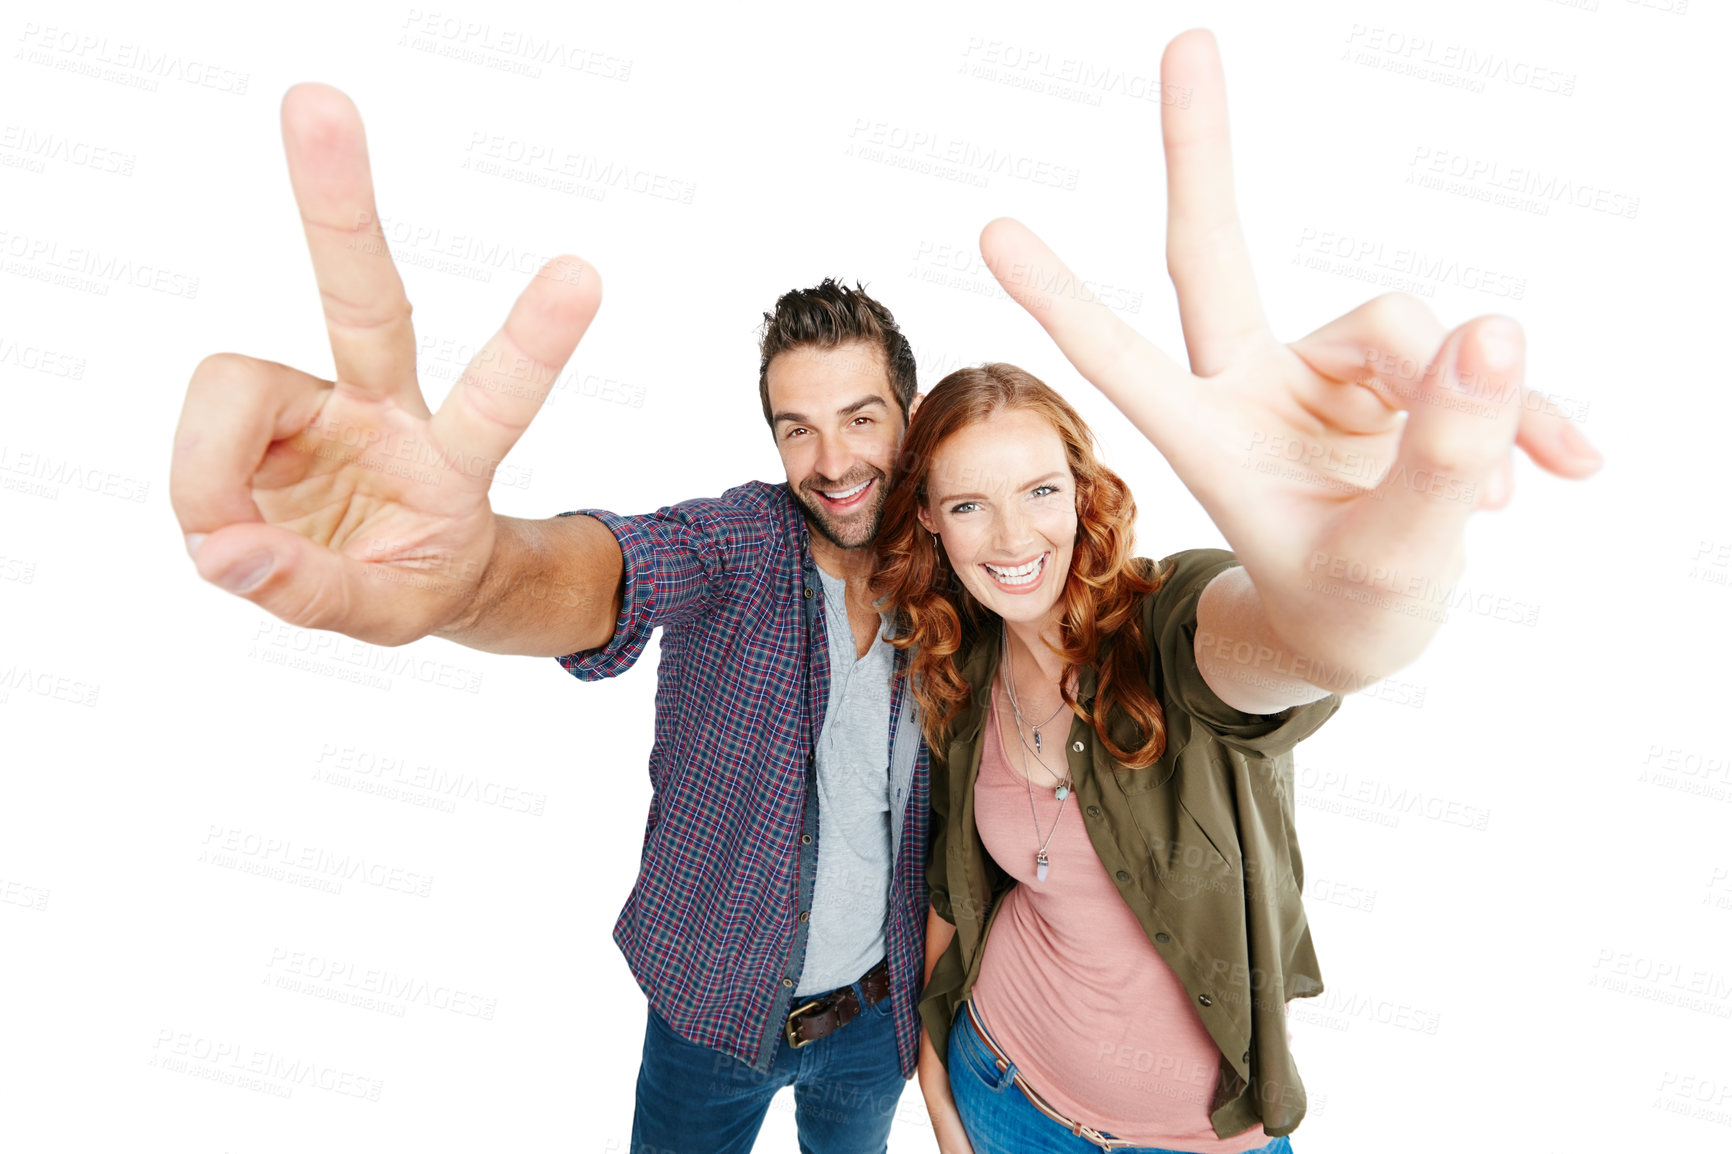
557, 480, 930, 1077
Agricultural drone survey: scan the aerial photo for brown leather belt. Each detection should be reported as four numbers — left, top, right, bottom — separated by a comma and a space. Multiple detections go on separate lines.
964, 1000, 1135, 1151
784, 958, 890, 1050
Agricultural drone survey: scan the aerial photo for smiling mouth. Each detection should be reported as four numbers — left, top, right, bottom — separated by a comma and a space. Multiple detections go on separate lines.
982, 553, 1048, 589
815, 478, 874, 512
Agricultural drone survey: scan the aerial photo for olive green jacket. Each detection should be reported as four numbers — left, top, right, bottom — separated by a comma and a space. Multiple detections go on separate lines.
920, 550, 1342, 1140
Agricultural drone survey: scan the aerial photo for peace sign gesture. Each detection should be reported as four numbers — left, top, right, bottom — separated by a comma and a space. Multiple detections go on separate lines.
172, 84, 615, 651
981, 30, 1600, 688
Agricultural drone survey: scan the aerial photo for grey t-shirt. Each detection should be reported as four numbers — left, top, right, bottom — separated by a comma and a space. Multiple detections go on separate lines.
795, 566, 894, 995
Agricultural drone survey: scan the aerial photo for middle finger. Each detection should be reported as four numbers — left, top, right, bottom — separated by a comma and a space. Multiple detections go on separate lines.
281, 83, 425, 412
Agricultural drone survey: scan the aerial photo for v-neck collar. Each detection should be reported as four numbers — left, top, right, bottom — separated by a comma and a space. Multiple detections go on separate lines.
954, 616, 1099, 746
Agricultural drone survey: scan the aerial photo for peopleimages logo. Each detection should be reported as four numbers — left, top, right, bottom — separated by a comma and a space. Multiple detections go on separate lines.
1292, 228, 1526, 301
846, 119, 1081, 190
199, 825, 436, 898
0, 334, 86, 378
149, 1029, 384, 1100
15, 23, 251, 94
0, 229, 199, 298
265, 947, 499, 1019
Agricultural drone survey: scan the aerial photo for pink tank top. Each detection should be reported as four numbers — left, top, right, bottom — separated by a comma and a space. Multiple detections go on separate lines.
970, 690, 1274, 1151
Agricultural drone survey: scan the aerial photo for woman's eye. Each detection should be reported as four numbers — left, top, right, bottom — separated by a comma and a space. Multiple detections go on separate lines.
949, 502, 978, 515
1032, 485, 1060, 498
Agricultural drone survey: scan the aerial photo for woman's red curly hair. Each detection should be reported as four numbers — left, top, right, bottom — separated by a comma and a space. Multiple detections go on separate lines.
869, 363, 1171, 768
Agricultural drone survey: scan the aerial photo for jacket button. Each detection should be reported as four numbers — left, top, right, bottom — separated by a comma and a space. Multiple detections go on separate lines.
804, 587, 814, 599
1155, 932, 1170, 943
1072, 741, 1084, 752
1243, 1050, 1251, 1063
1197, 994, 1213, 1007
1115, 870, 1130, 883
1086, 806, 1101, 817
783, 978, 794, 988
799, 911, 810, 922
801, 834, 812, 845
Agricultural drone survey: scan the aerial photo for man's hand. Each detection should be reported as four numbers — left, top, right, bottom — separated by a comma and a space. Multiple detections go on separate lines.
978, 29, 1601, 692
172, 84, 605, 649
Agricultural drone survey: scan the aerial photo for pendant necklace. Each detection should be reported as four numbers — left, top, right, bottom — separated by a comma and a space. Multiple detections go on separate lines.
1001, 629, 1073, 796
1000, 630, 1072, 882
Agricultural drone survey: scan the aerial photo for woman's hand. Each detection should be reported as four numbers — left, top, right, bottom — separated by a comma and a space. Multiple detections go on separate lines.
918, 908, 975, 1152
976, 30, 1600, 691
918, 1029, 977, 1154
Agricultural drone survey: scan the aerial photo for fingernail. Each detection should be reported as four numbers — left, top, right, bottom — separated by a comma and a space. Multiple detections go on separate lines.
218, 552, 274, 594
1558, 420, 1603, 467
184, 533, 206, 560
1475, 320, 1522, 371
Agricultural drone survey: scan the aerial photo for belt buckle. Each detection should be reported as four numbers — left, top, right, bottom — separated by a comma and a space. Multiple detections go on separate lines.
784, 997, 825, 1050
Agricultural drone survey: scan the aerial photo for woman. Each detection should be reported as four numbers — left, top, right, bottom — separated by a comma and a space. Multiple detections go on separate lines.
871, 363, 1339, 1154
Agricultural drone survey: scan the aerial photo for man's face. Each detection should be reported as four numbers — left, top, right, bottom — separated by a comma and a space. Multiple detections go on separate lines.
766, 342, 905, 551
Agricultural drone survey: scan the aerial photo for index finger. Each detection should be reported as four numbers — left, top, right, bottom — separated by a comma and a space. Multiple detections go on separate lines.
1162, 29, 1270, 377
429, 256, 602, 471
979, 216, 1195, 447
281, 83, 424, 409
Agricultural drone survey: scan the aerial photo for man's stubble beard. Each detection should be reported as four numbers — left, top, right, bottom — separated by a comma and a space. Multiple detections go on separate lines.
793, 469, 890, 552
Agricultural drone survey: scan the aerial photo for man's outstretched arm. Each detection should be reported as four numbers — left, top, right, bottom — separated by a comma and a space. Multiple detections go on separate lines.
431, 514, 623, 657
172, 84, 620, 656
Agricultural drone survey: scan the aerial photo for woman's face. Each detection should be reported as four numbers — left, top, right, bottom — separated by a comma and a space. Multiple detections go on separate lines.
917, 406, 1078, 629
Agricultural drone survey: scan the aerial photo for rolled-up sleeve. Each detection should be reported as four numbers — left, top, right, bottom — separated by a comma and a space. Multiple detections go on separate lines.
554, 495, 773, 681
1150, 550, 1341, 758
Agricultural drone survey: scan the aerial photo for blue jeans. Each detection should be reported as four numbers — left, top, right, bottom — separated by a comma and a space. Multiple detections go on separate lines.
631, 978, 907, 1154
947, 1002, 1294, 1154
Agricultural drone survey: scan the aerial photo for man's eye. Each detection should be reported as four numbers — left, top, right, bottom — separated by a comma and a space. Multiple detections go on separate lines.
852, 416, 873, 427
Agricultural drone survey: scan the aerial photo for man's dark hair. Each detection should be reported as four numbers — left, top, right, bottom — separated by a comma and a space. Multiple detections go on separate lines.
757, 278, 918, 429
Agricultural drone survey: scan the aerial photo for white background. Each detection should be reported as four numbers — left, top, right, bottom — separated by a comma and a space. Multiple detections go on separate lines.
2, 0, 1728, 1152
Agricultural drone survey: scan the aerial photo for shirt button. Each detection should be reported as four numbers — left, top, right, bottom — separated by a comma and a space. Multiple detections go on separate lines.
1197, 994, 1214, 1007
1155, 932, 1170, 943
1243, 1050, 1251, 1063
1072, 741, 1084, 752
801, 834, 813, 845
1115, 870, 1130, 883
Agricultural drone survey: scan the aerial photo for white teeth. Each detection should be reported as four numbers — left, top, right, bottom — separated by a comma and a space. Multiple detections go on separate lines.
985, 555, 1045, 585
822, 480, 869, 501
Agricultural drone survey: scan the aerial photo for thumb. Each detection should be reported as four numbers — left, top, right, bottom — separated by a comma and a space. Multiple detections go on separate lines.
189, 521, 446, 645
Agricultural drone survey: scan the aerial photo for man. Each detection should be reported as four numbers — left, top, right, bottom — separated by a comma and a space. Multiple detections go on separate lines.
557, 278, 932, 1152
173, 80, 928, 1154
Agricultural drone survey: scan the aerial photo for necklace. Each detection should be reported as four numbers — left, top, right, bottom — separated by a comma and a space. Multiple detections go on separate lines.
998, 683, 1069, 883
1000, 630, 1073, 797
999, 631, 1073, 883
